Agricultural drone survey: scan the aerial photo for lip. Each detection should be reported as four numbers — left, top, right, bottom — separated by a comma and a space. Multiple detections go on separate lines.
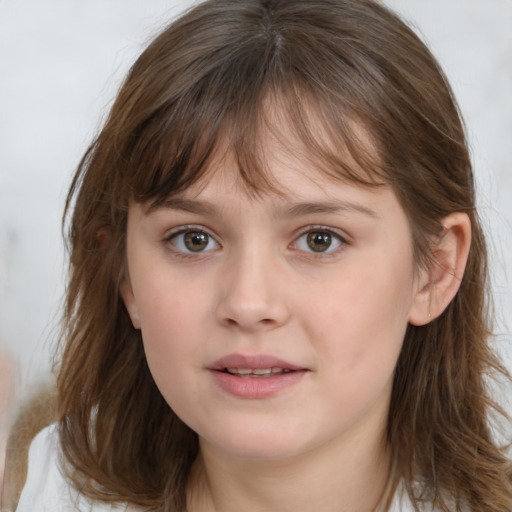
210, 353, 303, 372
209, 353, 308, 399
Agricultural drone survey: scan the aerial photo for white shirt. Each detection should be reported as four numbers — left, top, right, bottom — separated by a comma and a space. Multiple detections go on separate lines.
16, 425, 141, 512
17, 425, 422, 512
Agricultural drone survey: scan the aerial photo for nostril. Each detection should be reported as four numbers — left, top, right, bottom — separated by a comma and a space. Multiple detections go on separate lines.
222, 317, 274, 328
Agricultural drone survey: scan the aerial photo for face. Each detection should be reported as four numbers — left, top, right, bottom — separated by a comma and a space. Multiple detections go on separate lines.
121, 138, 427, 463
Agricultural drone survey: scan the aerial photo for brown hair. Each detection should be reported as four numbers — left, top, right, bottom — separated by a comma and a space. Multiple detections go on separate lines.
58, 0, 511, 510
2, 381, 57, 510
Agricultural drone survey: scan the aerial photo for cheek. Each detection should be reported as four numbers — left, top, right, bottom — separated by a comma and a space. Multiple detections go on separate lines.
135, 284, 199, 382
135, 267, 210, 339
304, 261, 414, 376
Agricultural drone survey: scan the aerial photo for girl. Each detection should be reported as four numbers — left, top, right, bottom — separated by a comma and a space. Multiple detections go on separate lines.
15, 0, 512, 510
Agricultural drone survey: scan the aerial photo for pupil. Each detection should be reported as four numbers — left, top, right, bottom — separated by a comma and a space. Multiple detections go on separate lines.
307, 232, 331, 252
184, 232, 208, 251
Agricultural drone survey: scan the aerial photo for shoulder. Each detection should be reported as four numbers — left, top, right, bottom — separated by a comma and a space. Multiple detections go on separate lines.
16, 424, 141, 512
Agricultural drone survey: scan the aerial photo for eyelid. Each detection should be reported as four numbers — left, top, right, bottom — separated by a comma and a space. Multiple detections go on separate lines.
164, 223, 219, 239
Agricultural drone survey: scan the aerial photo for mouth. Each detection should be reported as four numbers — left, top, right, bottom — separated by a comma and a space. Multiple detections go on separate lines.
210, 354, 305, 376
209, 356, 307, 398
221, 367, 296, 378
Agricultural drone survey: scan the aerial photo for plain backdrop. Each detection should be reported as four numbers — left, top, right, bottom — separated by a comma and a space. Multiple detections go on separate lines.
1, 0, 511, 409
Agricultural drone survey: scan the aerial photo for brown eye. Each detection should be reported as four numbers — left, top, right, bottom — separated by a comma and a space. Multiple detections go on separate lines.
169, 228, 219, 253
293, 229, 344, 254
184, 231, 209, 252
306, 231, 332, 252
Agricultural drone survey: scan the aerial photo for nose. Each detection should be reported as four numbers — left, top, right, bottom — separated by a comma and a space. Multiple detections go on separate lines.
215, 246, 291, 332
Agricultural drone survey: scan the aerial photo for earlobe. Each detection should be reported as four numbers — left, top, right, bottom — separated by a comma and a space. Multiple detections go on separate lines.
408, 212, 471, 326
120, 277, 141, 330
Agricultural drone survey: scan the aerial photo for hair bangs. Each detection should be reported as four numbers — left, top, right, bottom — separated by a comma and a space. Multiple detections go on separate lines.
259, 85, 390, 188
121, 81, 389, 213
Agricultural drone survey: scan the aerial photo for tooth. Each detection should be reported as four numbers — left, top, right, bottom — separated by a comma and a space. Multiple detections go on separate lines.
252, 368, 272, 375
227, 368, 253, 375
225, 367, 293, 377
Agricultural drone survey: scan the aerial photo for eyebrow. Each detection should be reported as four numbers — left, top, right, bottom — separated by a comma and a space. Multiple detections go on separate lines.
150, 197, 379, 219
148, 198, 217, 216
284, 201, 379, 219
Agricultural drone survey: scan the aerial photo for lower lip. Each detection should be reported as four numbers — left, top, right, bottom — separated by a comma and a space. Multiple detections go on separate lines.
209, 370, 307, 398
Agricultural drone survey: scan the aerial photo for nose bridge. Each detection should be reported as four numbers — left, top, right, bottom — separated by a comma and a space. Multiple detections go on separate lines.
216, 237, 289, 330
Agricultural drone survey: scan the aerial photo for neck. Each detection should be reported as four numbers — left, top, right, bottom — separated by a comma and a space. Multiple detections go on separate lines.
187, 424, 391, 512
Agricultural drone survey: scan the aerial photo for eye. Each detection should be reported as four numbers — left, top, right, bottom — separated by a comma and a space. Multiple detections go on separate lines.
167, 228, 220, 254
293, 229, 344, 254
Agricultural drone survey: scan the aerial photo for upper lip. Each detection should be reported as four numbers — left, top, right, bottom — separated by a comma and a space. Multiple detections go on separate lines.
209, 354, 305, 371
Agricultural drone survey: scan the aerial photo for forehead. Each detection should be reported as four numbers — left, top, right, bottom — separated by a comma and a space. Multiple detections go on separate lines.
180, 144, 365, 202
150, 106, 386, 209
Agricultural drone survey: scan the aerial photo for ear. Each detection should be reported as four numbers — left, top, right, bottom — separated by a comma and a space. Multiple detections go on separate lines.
97, 227, 111, 247
119, 273, 141, 330
408, 212, 471, 326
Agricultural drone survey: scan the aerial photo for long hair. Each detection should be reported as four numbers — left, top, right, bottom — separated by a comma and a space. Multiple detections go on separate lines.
58, 0, 511, 510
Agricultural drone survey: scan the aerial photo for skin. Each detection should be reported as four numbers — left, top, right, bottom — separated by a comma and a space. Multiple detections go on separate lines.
121, 134, 470, 511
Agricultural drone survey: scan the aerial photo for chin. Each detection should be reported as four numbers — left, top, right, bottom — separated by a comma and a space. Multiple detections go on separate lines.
198, 420, 314, 461
214, 440, 303, 461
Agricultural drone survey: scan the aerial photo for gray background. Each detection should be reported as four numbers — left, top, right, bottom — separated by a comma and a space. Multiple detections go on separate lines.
1, 0, 511, 406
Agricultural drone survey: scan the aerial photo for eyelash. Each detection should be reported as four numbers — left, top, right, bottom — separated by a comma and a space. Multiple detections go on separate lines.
163, 225, 348, 258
